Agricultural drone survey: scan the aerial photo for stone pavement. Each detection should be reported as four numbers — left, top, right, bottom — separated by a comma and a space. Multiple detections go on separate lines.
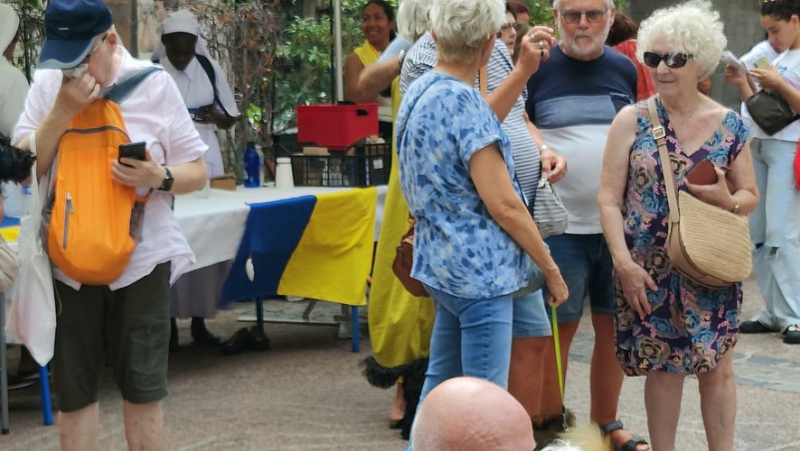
0, 276, 798, 450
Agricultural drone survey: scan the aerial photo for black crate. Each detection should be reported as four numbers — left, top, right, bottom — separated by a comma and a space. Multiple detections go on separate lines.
291, 143, 392, 187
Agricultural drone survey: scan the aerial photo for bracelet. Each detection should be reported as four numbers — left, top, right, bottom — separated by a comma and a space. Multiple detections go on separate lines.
539, 143, 549, 151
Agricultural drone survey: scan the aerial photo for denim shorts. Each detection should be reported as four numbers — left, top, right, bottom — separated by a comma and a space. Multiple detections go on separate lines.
543, 233, 615, 323
512, 259, 551, 338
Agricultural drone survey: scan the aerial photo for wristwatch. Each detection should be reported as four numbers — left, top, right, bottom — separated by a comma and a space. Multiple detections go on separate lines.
539, 143, 550, 152
158, 167, 174, 192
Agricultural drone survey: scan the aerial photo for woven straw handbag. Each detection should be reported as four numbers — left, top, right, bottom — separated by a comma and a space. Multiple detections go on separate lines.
647, 97, 752, 289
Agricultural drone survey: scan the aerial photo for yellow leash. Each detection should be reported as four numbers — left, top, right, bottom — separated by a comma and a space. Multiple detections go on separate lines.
551, 303, 567, 429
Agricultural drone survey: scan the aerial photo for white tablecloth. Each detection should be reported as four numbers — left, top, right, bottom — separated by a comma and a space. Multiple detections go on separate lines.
174, 186, 387, 273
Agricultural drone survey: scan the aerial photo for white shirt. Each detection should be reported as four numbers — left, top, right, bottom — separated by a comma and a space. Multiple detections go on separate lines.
159, 56, 239, 177
748, 47, 800, 142
739, 40, 780, 131
0, 56, 29, 138
13, 46, 208, 290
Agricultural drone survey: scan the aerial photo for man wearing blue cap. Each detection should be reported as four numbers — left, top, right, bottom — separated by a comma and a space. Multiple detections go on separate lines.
12, 0, 209, 448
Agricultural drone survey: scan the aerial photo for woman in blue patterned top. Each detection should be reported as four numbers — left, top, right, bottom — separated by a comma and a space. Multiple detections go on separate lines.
395, 0, 568, 408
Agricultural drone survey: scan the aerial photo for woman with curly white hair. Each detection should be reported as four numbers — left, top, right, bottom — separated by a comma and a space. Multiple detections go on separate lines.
397, 0, 568, 444
598, 1, 759, 450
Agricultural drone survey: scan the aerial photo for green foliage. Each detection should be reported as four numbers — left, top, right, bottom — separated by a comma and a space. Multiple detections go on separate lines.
272, 0, 397, 131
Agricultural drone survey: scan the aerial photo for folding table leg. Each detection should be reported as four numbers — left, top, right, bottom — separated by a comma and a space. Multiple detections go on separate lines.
255, 298, 265, 331
351, 306, 360, 353
1, 293, 9, 434
39, 365, 53, 426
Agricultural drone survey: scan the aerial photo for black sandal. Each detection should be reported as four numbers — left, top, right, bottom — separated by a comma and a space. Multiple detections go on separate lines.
600, 420, 650, 451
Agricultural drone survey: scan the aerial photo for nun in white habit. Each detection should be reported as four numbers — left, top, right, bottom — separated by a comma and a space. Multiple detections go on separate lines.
152, 10, 239, 178
155, 10, 239, 346
0, 4, 29, 140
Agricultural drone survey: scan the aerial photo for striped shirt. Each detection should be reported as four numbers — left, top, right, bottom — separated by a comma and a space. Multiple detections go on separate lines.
400, 32, 541, 203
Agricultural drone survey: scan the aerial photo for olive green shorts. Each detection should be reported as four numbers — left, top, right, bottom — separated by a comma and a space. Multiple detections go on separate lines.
53, 263, 171, 413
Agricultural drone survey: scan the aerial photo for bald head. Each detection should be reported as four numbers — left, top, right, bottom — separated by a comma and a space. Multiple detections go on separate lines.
412, 377, 534, 451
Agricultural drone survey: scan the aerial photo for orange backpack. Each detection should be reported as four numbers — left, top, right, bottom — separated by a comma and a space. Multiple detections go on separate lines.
46, 67, 161, 285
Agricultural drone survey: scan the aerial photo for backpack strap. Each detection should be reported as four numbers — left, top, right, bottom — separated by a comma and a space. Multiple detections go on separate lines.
104, 66, 164, 104
154, 55, 231, 117
195, 54, 232, 117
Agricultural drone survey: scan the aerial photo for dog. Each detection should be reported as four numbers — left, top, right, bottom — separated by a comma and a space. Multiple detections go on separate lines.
0, 140, 36, 188
552, 422, 613, 451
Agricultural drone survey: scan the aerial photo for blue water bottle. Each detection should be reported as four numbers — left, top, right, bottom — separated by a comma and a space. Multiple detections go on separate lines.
243, 141, 260, 188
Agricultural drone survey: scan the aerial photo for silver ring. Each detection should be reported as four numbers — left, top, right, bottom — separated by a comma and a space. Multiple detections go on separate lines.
529, 34, 537, 43
539, 40, 546, 50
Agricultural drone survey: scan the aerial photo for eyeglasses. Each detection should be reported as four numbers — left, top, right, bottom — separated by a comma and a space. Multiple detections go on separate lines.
642, 51, 694, 69
62, 33, 108, 78
559, 9, 608, 24
498, 22, 520, 35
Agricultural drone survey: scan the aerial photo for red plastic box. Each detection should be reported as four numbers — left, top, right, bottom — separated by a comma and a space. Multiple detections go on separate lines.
297, 103, 378, 150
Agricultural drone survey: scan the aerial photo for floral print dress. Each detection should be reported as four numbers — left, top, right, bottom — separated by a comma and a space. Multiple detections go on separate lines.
615, 98, 750, 375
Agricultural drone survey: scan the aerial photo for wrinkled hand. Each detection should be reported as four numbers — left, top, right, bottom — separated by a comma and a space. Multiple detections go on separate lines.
543, 268, 569, 307
724, 65, 747, 86
686, 167, 734, 210
516, 26, 556, 77
616, 261, 656, 320
53, 73, 100, 121
749, 66, 783, 91
541, 147, 567, 183
112, 148, 166, 190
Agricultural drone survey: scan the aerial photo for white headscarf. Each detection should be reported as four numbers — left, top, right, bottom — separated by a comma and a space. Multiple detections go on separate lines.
151, 9, 211, 62
0, 4, 20, 55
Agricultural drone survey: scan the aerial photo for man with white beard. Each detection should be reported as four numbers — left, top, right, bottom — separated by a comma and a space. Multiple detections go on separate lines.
524, 1, 647, 450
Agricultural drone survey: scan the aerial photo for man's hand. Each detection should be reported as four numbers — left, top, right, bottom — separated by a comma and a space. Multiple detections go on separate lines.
53, 72, 101, 121
112, 148, 167, 190
540, 147, 567, 183
515, 26, 556, 78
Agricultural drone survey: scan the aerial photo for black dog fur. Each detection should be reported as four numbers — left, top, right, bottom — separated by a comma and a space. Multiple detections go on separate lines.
363, 356, 428, 440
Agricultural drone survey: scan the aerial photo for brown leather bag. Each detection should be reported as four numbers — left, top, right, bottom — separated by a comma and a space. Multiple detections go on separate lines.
392, 219, 427, 297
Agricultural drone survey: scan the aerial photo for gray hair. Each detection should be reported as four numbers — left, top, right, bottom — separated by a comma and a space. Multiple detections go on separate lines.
553, 0, 614, 10
397, 0, 433, 41
430, 0, 505, 63
636, 0, 726, 80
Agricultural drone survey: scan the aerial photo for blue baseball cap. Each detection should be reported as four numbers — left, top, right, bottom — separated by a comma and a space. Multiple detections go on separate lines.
37, 0, 113, 70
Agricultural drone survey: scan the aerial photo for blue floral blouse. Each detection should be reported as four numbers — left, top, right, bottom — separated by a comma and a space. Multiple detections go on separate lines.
396, 71, 529, 299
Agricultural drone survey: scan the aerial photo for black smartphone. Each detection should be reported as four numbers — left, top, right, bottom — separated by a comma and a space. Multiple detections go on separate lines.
118, 142, 146, 167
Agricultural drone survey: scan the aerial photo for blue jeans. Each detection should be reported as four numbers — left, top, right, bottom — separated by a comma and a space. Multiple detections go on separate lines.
419, 285, 513, 398
407, 286, 513, 450
543, 233, 615, 323
750, 138, 800, 332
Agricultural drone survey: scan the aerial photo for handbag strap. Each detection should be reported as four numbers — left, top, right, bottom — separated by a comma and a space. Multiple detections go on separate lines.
647, 97, 680, 225
479, 66, 488, 97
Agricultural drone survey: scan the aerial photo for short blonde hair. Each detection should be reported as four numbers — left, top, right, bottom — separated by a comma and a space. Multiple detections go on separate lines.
430, 0, 505, 63
636, 0, 726, 80
397, 0, 433, 41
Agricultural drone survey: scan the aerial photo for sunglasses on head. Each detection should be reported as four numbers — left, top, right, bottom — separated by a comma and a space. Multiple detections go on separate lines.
643, 51, 694, 69
559, 9, 608, 24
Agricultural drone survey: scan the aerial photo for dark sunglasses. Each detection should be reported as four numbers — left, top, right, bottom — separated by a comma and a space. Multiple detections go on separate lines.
643, 51, 694, 69
559, 9, 608, 24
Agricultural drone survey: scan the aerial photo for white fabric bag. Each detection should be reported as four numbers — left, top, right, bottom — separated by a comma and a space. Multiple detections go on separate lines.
6, 132, 57, 366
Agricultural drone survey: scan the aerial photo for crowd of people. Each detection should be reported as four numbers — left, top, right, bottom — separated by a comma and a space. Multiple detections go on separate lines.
1, 0, 800, 449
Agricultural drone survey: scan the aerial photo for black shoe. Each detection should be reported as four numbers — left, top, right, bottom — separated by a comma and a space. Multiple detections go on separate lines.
221, 328, 254, 356
784, 325, 800, 344
740, 320, 774, 334
248, 325, 270, 351
191, 324, 221, 347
